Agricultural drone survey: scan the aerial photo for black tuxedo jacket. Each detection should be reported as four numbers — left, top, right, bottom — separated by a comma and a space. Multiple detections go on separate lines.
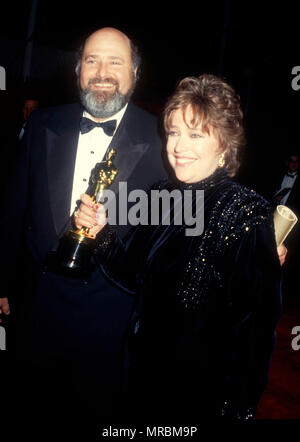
2, 101, 167, 292
284, 174, 300, 216
272, 170, 300, 216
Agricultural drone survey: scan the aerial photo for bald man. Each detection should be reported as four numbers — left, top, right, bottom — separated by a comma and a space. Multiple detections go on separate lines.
1, 28, 166, 433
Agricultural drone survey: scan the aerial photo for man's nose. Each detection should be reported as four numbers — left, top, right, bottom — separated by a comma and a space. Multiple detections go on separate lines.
96, 61, 109, 77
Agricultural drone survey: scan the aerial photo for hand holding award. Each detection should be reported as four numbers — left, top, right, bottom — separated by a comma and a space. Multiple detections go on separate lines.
52, 149, 118, 277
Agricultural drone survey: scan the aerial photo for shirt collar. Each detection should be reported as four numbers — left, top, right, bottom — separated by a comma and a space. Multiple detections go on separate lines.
286, 171, 298, 177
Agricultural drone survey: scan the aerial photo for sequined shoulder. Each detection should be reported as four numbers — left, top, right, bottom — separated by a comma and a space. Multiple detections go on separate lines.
217, 182, 272, 247
225, 181, 270, 214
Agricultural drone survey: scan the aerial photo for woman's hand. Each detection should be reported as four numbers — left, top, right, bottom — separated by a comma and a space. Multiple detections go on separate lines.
73, 194, 107, 237
277, 244, 287, 266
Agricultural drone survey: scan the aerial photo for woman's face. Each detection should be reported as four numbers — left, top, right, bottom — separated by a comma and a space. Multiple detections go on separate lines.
166, 105, 221, 184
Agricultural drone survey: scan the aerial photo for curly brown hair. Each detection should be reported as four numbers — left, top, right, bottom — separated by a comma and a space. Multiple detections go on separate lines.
163, 74, 245, 177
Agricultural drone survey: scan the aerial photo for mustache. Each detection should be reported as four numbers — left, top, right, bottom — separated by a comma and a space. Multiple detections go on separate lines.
87, 77, 119, 87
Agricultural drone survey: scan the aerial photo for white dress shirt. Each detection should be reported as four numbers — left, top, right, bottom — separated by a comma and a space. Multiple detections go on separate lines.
69, 104, 127, 215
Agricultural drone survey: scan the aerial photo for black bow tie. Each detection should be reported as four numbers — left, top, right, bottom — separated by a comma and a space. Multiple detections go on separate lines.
80, 117, 117, 136
287, 172, 297, 178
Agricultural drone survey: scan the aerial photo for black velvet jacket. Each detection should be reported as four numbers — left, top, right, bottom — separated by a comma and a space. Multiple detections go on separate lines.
96, 168, 282, 421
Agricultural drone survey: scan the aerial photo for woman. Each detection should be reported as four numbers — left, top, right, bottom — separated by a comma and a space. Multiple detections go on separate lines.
75, 74, 282, 421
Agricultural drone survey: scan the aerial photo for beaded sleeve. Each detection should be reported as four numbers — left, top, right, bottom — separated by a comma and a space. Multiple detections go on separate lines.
177, 182, 273, 309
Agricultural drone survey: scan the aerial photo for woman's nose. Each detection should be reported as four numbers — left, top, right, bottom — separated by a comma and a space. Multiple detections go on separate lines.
174, 136, 187, 153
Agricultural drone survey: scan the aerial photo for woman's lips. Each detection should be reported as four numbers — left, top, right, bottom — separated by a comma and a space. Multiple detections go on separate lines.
174, 156, 197, 166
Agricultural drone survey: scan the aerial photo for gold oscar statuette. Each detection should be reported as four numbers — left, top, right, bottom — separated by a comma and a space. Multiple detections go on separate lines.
51, 149, 118, 277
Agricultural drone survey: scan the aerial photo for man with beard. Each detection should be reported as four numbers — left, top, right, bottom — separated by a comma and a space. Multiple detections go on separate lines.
1, 28, 166, 436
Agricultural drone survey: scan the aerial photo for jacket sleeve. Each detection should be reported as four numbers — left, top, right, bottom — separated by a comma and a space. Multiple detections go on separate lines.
220, 216, 282, 419
0, 113, 33, 298
94, 179, 168, 294
94, 223, 147, 295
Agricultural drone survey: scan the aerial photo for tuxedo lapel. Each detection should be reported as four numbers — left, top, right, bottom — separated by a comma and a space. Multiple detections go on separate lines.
287, 175, 300, 212
107, 103, 151, 195
46, 105, 81, 236
108, 125, 150, 195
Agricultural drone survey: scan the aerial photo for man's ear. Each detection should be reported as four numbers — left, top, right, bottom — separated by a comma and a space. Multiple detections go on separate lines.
133, 67, 139, 81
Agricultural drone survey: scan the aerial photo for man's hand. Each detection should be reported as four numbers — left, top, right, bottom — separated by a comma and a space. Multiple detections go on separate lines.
73, 194, 107, 237
0, 298, 10, 323
277, 244, 287, 266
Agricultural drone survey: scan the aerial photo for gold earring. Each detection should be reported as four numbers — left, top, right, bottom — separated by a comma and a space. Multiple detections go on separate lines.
218, 152, 225, 168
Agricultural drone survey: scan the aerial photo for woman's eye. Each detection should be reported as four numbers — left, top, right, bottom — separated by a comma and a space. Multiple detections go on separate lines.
168, 131, 179, 137
190, 133, 203, 139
